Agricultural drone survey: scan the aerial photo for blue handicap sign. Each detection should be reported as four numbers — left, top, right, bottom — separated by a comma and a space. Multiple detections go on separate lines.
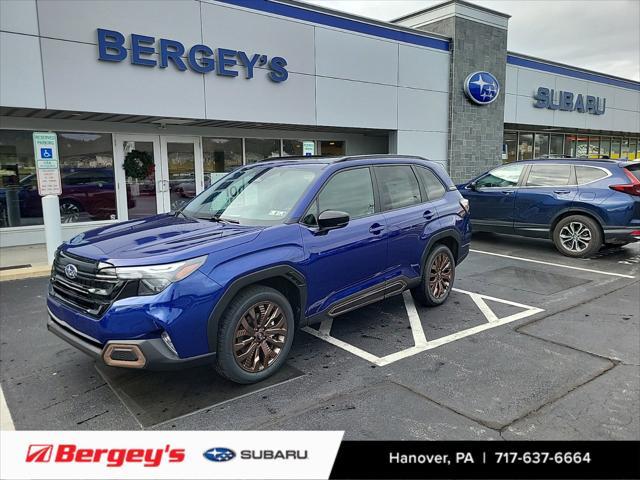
40, 147, 53, 159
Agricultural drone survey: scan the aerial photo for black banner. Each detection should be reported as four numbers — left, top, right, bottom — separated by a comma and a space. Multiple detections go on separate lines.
330, 441, 640, 479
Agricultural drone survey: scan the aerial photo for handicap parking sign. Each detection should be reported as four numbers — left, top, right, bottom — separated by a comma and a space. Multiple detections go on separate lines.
40, 147, 53, 159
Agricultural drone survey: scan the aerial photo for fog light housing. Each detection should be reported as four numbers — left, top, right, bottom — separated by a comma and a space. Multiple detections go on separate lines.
161, 331, 178, 356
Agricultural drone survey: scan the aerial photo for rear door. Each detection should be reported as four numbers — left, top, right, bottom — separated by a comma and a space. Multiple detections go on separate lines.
463, 163, 526, 233
514, 163, 578, 237
374, 164, 439, 285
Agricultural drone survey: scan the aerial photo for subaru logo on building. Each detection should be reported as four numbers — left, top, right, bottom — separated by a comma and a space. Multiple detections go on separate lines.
203, 447, 236, 462
464, 71, 500, 105
64, 264, 78, 279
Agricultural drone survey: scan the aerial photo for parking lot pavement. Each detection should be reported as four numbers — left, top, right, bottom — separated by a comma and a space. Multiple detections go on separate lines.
0, 234, 638, 439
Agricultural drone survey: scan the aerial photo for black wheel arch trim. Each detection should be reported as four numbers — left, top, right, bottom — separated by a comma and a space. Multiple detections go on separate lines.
206, 265, 307, 353
550, 208, 606, 232
420, 229, 463, 268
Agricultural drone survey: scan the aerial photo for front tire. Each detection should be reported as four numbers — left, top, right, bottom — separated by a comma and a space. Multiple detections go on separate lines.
411, 244, 456, 307
216, 286, 295, 384
552, 215, 602, 258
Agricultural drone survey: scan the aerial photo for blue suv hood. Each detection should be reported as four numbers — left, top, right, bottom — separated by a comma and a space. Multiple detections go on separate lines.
62, 214, 262, 263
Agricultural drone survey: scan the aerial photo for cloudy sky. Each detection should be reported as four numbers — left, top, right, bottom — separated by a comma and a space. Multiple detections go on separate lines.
305, 0, 640, 81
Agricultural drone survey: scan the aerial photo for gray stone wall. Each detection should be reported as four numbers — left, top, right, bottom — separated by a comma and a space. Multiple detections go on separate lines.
418, 17, 507, 183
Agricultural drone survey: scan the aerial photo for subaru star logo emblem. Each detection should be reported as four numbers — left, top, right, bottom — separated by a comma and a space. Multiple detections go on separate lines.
64, 264, 78, 279
464, 71, 500, 105
203, 447, 236, 462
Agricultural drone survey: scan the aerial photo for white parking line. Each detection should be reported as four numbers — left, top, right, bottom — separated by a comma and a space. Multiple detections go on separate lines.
470, 249, 636, 279
0, 385, 15, 431
302, 288, 544, 367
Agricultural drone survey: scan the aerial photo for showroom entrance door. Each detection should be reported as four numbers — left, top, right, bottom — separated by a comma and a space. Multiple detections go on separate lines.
114, 135, 203, 221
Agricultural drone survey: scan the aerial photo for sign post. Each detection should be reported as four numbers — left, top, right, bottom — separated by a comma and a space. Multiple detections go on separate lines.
33, 132, 62, 264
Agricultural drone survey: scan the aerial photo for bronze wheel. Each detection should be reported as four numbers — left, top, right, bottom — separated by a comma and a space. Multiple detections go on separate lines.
428, 252, 453, 299
233, 301, 288, 373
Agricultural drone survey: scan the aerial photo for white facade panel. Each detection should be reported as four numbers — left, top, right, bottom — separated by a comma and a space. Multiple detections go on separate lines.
398, 44, 449, 92
316, 77, 398, 130
504, 93, 517, 123
515, 95, 553, 126
36, 0, 202, 47
315, 27, 398, 85
516, 68, 557, 97
394, 130, 448, 162
0, 32, 45, 109
554, 75, 586, 95
397, 88, 448, 132
584, 107, 615, 131
553, 108, 587, 129
41, 38, 206, 118
204, 71, 316, 125
614, 88, 640, 112
0, 0, 38, 35
505, 65, 517, 94
613, 109, 640, 133
201, 2, 315, 76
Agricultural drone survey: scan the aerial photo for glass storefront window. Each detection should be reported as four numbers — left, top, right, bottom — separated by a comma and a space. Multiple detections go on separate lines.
1, 130, 115, 228
629, 139, 638, 160
503, 132, 517, 163
534, 133, 549, 158
622, 138, 630, 158
283, 140, 305, 156
575, 136, 588, 157
203, 137, 242, 186
564, 135, 576, 157
320, 141, 345, 156
600, 137, 611, 158
550, 134, 564, 156
588, 136, 600, 158
636, 139, 640, 160
245, 138, 281, 164
518, 133, 534, 160
611, 138, 621, 159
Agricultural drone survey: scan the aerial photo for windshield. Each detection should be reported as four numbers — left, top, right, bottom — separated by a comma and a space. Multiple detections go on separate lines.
182, 164, 323, 226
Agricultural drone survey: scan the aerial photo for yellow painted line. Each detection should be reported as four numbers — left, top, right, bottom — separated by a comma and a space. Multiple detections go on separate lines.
0, 265, 50, 282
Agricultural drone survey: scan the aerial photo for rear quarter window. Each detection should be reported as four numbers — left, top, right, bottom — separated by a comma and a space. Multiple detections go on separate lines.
576, 166, 609, 185
626, 164, 640, 181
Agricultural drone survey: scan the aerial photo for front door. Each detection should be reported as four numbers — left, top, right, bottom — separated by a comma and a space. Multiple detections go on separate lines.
114, 135, 203, 221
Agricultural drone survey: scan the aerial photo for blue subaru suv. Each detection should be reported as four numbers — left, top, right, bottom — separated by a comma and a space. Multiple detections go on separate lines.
459, 158, 640, 257
47, 155, 470, 383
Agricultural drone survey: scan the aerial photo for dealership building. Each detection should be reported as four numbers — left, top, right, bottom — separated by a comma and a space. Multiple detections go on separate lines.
1, 0, 639, 247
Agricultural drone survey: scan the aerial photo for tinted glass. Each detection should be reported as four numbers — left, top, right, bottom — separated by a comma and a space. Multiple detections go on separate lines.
320, 141, 345, 156
503, 132, 517, 163
534, 133, 549, 157
588, 136, 600, 157
576, 136, 588, 158
576, 166, 608, 185
245, 138, 281, 163
317, 168, 375, 219
203, 137, 242, 186
475, 163, 524, 188
550, 134, 564, 156
415, 166, 446, 200
519, 133, 533, 160
600, 137, 611, 157
183, 164, 321, 226
526, 164, 572, 186
375, 166, 421, 210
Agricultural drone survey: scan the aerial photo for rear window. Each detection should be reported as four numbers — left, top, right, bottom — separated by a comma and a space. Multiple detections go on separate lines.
626, 164, 640, 181
576, 166, 608, 185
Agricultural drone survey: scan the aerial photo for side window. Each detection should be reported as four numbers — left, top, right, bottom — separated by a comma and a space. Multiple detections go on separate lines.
375, 166, 421, 211
316, 168, 375, 220
576, 166, 608, 185
415, 166, 446, 201
475, 163, 525, 189
526, 164, 572, 187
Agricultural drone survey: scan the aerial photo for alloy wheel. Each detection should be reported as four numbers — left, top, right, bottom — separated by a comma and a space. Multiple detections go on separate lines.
559, 221, 592, 253
60, 202, 80, 223
428, 252, 453, 299
233, 301, 288, 373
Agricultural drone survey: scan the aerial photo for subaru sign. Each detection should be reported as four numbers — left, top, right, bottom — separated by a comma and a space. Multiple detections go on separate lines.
203, 448, 236, 462
533, 87, 606, 115
97, 28, 288, 82
464, 71, 500, 105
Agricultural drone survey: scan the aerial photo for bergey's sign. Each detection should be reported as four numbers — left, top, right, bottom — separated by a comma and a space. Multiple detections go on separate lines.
533, 87, 606, 115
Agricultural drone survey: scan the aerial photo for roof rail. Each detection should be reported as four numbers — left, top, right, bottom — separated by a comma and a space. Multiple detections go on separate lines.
336, 154, 428, 162
532, 156, 620, 163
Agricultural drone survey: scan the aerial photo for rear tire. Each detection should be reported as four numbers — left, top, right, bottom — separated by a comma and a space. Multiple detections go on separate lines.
215, 285, 294, 384
411, 244, 456, 307
552, 215, 602, 258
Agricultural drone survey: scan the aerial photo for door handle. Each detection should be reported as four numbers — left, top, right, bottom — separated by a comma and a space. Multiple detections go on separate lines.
423, 210, 435, 220
369, 223, 384, 234
501, 190, 515, 195
554, 189, 571, 194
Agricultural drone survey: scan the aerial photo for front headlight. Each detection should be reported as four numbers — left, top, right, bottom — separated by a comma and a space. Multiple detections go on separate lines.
104, 256, 208, 295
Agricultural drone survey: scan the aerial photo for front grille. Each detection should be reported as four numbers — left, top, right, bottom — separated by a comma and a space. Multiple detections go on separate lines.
50, 250, 124, 317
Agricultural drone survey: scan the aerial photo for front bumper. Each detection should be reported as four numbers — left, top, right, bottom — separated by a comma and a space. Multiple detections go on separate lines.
47, 310, 216, 370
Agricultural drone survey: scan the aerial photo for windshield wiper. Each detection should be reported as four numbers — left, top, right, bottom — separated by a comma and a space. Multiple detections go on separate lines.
208, 214, 240, 224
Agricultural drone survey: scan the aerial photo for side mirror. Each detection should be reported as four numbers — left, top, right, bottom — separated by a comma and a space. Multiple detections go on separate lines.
318, 210, 349, 231
468, 181, 477, 191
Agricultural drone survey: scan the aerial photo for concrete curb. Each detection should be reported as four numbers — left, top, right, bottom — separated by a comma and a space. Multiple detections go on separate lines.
0, 265, 50, 282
